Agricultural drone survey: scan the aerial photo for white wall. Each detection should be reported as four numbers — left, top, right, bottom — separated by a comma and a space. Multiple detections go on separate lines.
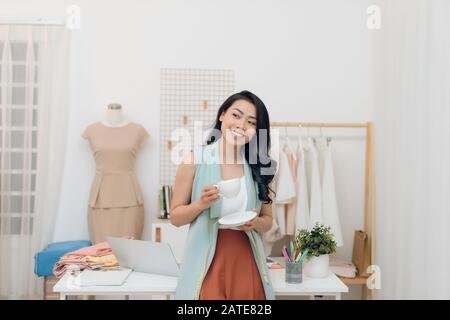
1, 0, 378, 298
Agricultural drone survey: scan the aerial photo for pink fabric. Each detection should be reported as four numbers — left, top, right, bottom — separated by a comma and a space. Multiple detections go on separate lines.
64, 241, 111, 258
53, 260, 104, 278
52, 241, 112, 278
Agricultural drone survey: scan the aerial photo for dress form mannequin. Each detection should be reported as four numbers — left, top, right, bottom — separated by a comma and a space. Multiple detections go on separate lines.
82, 104, 150, 244
101, 103, 129, 127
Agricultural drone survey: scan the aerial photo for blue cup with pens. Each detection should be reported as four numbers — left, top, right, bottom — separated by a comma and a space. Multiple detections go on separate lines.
282, 242, 309, 284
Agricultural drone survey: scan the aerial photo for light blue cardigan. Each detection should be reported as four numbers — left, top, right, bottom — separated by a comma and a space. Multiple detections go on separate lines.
174, 141, 275, 300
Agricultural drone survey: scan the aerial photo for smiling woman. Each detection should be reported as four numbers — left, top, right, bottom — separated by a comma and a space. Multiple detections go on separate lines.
206, 91, 276, 204
220, 100, 258, 146
170, 90, 278, 300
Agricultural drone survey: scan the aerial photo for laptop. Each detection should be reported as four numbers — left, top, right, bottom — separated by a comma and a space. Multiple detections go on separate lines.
107, 237, 180, 277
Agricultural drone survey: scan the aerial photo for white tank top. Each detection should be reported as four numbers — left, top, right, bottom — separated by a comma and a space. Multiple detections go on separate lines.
219, 176, 247, 230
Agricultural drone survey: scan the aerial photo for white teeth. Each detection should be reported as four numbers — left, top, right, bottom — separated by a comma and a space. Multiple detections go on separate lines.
231, 130, 244, 137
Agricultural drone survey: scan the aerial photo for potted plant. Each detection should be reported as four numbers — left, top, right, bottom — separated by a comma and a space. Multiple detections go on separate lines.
296, 223, 337, 278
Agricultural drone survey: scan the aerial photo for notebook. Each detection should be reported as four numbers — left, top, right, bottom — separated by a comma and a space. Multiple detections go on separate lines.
78, 268, 132, 286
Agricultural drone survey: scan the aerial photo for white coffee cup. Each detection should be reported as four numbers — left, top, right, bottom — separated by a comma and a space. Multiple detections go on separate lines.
214, 178, 241, 198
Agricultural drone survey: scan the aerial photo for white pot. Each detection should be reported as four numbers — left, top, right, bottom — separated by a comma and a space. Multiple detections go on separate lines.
303, 254, 330, 278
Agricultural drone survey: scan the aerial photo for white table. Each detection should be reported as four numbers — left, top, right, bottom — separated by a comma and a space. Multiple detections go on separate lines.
53, 271, 177, 300
268, 256, 348, 300
54, 268, 348, 300
269, 269, 348, 299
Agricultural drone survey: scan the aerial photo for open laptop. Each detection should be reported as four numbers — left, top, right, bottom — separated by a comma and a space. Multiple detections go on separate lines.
107, 237, 180, 277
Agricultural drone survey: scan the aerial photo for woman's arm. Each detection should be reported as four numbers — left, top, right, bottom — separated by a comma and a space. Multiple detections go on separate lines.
238, 202, 272, 234
170, 152, 220, 227
170, 152, 199, 227
253, 202, 273, 234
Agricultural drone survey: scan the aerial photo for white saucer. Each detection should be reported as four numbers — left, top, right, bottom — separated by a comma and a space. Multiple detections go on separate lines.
218, 211, 257, 227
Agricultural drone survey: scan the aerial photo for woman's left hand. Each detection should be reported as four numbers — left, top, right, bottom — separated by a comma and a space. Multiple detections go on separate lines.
237, 208, 259, 232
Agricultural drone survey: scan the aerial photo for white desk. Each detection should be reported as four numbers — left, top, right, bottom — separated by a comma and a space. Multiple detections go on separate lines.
269, 269, 348, 299
53, 271, 177, 300
268, 256, 348, 299
54, 268, 348, 300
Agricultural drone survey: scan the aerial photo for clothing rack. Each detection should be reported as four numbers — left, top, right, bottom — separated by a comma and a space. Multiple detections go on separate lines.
270, 121, 376, 300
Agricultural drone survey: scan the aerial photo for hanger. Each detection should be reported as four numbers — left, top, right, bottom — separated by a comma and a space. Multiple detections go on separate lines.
297, 124, 305, 156
312, 127, 317, 146
284, 126, 297, 160
319, 125, 326, 147
304, 125, 311, 151
319, 124, 332, 147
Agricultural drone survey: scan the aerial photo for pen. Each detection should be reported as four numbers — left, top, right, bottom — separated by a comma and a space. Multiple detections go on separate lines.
282, 246, 291, 262
294, 250, 300, 261
299, 249, 309, 263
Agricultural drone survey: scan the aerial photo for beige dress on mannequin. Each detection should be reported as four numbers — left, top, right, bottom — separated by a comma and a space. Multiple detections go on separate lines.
82, 122, 150, 244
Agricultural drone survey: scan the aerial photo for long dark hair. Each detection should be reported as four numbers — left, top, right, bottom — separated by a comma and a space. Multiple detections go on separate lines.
206, 90, 277, 204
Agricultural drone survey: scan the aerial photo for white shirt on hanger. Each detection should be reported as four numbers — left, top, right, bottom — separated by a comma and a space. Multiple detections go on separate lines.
317, 137, 344, 247
306, 137, 323, 227
295, 135, 310, 232
273, 141, 296, 235
261, 139, 293, 255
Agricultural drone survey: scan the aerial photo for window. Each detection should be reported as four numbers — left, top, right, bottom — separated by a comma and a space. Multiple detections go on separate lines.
0, 40, 39, 235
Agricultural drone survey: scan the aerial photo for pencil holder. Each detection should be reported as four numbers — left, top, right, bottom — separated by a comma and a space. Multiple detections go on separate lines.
285, 261, 303, 283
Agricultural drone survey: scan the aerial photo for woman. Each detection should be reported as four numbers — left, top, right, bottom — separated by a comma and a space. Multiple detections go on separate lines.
171, 90, 277, 300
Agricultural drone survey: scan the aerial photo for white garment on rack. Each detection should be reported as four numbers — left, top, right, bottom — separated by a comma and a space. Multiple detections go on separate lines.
317, 137, 344, 247
317, 137, 326, 183
272, 141, 296, 236
306, 137, 323, 227
295, 136, 310, 232
284, 138, 298, 236
262, 140, 293, 255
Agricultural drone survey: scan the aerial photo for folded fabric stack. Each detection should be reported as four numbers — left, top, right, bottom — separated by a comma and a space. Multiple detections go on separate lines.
53, 241, 119, 278
34, 240, 92, 277
329, 257, 357, 278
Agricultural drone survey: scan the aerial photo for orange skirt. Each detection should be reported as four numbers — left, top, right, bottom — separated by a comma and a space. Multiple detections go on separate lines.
199, 229, 266, 300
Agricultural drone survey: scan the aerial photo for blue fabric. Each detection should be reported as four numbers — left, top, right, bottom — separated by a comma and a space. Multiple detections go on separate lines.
34, 240, 91, 277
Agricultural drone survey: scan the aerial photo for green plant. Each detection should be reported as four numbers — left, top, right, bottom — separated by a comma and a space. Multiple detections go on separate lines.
296, 223, 337, 258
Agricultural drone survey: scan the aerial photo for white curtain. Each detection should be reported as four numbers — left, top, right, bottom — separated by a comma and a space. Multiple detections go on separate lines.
0, 25, 69, 299
375, 0, 450, 299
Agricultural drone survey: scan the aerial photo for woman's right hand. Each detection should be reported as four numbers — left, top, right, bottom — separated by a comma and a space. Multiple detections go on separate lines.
194, 184, 220, 211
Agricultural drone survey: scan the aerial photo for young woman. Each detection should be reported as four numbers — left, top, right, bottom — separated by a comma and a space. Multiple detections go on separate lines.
171, 90, 277, 300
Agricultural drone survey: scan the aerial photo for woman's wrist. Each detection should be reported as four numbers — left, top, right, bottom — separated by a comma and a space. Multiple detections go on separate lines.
253, 217, 265, 234
191, 199, 205, 215
254, 216, 270, 234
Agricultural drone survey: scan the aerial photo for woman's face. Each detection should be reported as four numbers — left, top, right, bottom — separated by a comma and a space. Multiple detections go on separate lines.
219, 99, 257, 146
